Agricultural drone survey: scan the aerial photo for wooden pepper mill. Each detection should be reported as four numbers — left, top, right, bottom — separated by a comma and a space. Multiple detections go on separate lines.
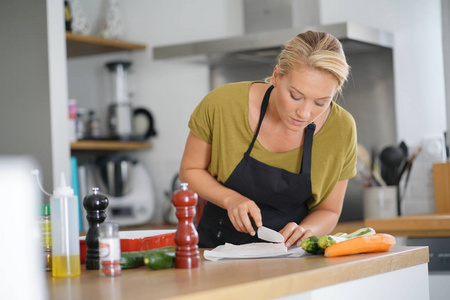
172, 182, 200, 268
83, 187, 109, 270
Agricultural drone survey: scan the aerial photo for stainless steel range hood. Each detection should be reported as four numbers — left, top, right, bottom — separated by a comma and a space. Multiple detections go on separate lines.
153, 22, 393, 66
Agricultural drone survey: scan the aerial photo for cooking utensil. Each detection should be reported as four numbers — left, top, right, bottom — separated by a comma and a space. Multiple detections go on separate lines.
356, 144, 373, 186
401, 146, 422, 192
250, 218, 285, 243
444, 131, 449, 161
395, 146, 421, 215
370, 147, 386, 186
395, 141, 409, 185
379, 146, 406, 185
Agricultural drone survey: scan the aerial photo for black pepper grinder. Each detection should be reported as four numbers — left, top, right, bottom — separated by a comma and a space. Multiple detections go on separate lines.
83, 187, 109, 270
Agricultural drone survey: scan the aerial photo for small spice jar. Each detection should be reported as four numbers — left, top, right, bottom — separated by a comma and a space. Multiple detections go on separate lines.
99, 222, 121, 277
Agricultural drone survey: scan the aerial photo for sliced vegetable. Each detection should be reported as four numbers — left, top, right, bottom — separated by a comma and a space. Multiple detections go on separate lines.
317, 234, 347, 250
300, 236, 323, 254
144, 250, 175, 270
120, 246, 176, 269
343, 227, 376, 239
333, 232, 348, 237
324, 233, 396, 257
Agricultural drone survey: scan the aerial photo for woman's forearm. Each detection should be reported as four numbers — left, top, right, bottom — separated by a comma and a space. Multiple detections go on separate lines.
179, 167, 241, 210
299, 208, 340, 237
299, 180, 348, 237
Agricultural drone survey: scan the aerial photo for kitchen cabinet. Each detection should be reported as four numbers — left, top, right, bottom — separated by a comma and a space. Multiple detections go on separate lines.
47, 246, 429, 300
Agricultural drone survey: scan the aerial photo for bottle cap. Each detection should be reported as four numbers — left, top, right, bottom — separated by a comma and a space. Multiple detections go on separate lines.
41, 204, 51, 216
53, 172, 74, 197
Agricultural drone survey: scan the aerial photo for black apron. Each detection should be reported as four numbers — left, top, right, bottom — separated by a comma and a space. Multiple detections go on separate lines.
197, 85, 316, 248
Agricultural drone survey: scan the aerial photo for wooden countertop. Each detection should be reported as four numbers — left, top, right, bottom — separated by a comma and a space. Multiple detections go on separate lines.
364, 213, 450, 237
332, 214, 450, 237
47, 246, 428, 300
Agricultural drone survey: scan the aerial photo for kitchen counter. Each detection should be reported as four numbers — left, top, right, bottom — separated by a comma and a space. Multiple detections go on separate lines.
332, 214, 450, 237
47, 246, 429, 300
365, 214, 450, 237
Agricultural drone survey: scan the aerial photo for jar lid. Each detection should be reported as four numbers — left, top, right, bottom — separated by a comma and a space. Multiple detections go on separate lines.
41, 204, 51, 216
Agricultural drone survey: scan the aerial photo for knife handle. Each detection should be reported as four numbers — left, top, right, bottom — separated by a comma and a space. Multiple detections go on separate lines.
249, 216, 258, 231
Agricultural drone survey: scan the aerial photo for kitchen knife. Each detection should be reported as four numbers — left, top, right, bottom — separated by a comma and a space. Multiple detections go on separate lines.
250, 218, 285, 243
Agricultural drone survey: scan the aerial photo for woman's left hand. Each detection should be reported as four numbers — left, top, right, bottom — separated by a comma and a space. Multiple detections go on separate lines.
279, 222, 313, 248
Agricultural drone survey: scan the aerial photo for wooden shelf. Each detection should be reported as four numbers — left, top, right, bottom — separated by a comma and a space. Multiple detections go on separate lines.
71, 140, 151, 151
66, 32, 146, 57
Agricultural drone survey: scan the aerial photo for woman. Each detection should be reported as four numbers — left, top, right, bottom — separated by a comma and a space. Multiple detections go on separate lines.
179, 30, 357, 248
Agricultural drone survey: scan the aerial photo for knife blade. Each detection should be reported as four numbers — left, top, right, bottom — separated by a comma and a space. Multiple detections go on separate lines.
250, 218, 285, 243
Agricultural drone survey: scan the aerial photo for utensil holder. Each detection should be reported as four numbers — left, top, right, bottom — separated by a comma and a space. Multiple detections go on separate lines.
363, 186, 398, 219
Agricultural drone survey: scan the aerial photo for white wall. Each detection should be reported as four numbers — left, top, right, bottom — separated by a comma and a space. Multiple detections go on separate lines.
68, 0, 446, 223
319, 0, 447, 216
320, 0, 447, 147
442, 0, 450, 149
0, 0, 71, 194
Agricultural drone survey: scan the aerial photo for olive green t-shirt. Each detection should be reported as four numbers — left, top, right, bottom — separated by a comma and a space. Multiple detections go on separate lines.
188, 81, 357, 209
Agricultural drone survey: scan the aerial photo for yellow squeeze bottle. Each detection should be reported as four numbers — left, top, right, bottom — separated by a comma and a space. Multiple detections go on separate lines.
50, 172, 81, 277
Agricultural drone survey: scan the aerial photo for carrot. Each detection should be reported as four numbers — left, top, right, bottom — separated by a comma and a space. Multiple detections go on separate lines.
324, 233, 396, 257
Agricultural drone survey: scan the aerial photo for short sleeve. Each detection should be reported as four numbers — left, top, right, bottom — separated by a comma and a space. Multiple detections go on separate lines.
188, 94, 214, 144
339, 117, 357, 181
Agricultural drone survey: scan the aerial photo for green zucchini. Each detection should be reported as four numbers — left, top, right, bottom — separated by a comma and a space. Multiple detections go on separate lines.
120, 246, 176, 269
144, 250, 175, 270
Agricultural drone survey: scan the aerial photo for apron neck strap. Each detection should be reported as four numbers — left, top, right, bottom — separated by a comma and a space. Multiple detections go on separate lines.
245, 85, 316, 175
245, 85, 274, 156
299, 122, 316, 174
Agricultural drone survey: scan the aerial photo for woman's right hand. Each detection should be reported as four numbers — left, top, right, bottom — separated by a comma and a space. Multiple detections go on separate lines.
179, 132, 262, 235
225, 195, 262, 235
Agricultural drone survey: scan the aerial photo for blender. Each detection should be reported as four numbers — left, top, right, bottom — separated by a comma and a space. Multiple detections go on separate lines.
106, 61, 156, 141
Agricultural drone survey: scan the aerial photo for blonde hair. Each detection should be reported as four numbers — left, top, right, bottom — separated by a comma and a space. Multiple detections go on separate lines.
266, 30, 350, 92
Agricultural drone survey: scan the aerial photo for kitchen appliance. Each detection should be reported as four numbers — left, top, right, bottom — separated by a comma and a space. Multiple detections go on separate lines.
84, 155, 155, 227
96, 155, 136, 197
106, 61, 156, 141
